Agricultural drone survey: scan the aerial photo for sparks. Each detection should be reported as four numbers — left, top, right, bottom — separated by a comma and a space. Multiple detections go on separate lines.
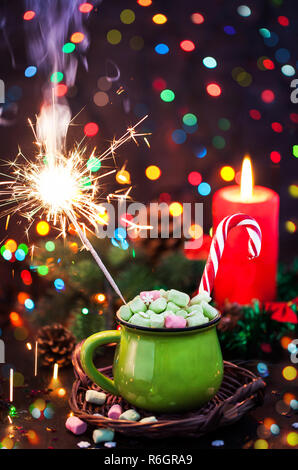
0, 104, 149, 302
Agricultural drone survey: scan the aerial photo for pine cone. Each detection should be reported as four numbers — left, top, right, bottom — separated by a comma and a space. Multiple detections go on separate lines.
218, 302, 243, 332
37, 324, 76, 367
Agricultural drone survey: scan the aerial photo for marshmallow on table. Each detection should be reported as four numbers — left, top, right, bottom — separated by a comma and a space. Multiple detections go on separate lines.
150, 297, 167, 313
130, 297, 147, 313
85, 390, 107, 405
65, 416, 87, 435
119, 409, 140, 421
129, 313, 150, 327
150, 312, 165, 328
187, 313, 208, 327
165, 314, 187, 329
108, 404, 122, 419
190, 291, 212, 305
118, 304, 133, 321
166, 301, 181, 313
140, 416, 158, 424
168, 289, 190, 308
93, 428, 115, 444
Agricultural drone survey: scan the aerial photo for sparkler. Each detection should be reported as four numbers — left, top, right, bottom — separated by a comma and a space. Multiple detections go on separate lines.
0, 104, 149, 303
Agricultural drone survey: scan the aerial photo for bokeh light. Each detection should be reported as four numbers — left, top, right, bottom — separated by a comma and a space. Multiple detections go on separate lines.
24, 10, 36, 21
203, 57, 217, 69
84, 122, 99, 137
145, 165, 161, 180
285, 221, 296, 233
62, 42, 76, 53
55, 84, 68, 97
169, 202, 183, 217
261, 89, 275, 103
206, 83, 222, 97
198, 182, 211, 196
107, 29, 122, 45
79, 3, 94, 13
155, 43, 169, 55
220, 166, 235, 181
120, 9, 135, 24
152, 14, 167, 25
191, 13, 204, 24
25, 66, 37, 78
160, 89, 175, 102
71, 32, 85, 43
270, 151, 281, 163
180, 40, 195, 52
137, 0, 152, 5
188, 171, 202, 186
36, 221, 50, 236
282, 366, 297, 381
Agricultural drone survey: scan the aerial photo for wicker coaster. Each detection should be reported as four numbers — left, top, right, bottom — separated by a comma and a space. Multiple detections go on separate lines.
70, 342, 266, 438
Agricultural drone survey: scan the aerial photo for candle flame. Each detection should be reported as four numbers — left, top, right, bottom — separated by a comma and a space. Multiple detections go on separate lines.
240, 155, 254, 202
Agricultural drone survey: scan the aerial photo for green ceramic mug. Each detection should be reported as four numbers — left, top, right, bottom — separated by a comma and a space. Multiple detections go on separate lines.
80, 312, 223, 412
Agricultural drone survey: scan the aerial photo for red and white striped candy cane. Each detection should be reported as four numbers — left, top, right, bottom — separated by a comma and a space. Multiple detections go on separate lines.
199, 213, 262, 294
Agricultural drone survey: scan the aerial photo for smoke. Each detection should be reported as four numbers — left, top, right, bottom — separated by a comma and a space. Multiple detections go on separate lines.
24, 0, 100, 149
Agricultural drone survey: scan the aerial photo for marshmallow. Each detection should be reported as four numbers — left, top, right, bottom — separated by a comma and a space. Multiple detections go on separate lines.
150, 312, 165, 328
140, 416, 158, 424
176, 309, 188, 318
166, 301, 181, 313
118, 304, 133, 321
65, 416, 87, 435
168, 289, 190, 308
201, 301, 218, 319
85, 390, 107, 405
187, 304, 204, 314
187, 313, 208, 327
150, 297, 167, 313
140, 290, 161, 303
108, 404, 122, 420
159, 289, 168, 299
130, 297, 147, 313
119, 409, 140, 421
165, 314, 187, 328
129, 313, 151, 327
190, 291, 212, 305
93, 428, 115, 444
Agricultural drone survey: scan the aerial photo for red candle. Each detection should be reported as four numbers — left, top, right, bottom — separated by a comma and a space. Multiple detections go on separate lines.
212, 156, 279, 305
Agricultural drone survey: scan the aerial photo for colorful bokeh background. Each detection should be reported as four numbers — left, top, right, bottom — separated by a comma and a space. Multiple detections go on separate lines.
0, 0, 297, 259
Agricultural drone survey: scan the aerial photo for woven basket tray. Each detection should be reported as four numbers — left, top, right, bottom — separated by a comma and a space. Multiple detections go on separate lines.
69, 342, 266, 439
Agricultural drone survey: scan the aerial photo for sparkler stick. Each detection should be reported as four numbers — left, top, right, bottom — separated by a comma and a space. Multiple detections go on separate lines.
67, 211, 126, 303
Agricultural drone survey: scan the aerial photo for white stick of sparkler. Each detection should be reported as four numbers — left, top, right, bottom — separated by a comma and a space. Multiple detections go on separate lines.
68, 212, 126, 304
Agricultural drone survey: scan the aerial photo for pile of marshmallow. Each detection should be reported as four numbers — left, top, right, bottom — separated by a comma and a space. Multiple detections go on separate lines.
65, 389, 157, 445
117, 288, 218, 329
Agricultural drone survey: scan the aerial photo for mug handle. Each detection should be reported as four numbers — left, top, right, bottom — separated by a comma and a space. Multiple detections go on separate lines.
80, 330, 120, 395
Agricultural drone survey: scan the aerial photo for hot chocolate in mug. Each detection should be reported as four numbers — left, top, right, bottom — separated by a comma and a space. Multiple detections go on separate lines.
80, 311, 223, 413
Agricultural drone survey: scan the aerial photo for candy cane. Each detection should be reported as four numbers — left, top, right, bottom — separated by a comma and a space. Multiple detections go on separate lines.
199, 213, 262, 294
